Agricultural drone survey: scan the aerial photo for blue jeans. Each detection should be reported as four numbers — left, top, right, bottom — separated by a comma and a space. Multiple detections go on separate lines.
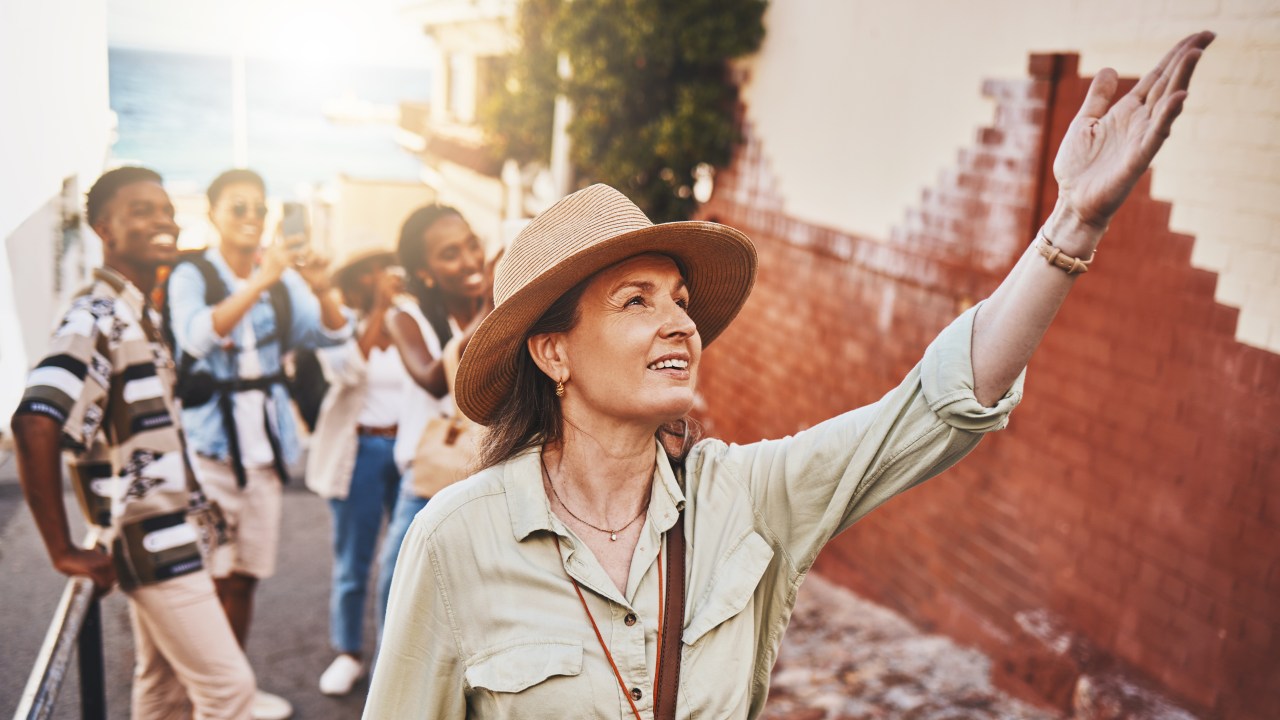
375, 470, 429, 637
328, 434, 400, 654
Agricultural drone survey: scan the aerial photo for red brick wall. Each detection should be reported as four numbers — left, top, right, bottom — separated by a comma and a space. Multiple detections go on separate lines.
695, 55, 1280, 719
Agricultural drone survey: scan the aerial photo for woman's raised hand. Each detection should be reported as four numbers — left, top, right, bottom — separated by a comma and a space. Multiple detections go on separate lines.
1052, 31, 1214, 231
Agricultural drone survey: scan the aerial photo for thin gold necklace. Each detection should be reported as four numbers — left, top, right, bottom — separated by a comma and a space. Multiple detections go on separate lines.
540, 454, 649, 541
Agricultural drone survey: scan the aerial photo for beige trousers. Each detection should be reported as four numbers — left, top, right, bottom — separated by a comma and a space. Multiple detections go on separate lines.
127, 570, 256, 720
192, 455, 283, 579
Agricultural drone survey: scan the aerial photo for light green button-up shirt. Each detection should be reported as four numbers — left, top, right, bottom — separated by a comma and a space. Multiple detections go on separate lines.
366, 304, 1024, 719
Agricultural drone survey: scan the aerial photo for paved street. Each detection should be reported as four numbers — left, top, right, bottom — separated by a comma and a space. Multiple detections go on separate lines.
1, 448, 1057, 719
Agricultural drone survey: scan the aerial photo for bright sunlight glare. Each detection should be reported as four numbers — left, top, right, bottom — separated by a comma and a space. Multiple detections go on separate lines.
109, 0, 431, 69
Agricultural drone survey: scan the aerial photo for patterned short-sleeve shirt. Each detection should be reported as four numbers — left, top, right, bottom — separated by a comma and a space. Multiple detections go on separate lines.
16, 266, 202, 586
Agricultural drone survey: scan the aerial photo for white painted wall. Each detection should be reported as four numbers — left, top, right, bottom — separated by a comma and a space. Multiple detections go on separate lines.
0, 0, 111, 427
0, 1, 112, 242
326, 176, 436, 258
740, 0, 1280, 351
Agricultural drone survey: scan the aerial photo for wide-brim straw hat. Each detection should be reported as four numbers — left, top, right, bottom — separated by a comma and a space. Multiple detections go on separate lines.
330, 246, 396, 286
455, 183, 757, 425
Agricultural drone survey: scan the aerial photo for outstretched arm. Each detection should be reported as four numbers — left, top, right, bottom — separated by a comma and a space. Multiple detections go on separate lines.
295, 251, 349, 332
386, 303, 494, 399
971, 31, 1214, 406
209, 244, 290, 339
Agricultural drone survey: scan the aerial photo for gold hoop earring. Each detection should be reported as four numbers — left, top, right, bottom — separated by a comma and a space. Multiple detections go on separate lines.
555, 379, 566, 398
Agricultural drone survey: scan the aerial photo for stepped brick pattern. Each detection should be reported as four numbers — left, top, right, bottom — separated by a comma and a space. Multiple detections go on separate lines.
695, 55, 1280, 720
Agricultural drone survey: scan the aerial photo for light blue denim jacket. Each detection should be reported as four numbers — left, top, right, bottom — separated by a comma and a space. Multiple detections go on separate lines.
167, 247, 351, 464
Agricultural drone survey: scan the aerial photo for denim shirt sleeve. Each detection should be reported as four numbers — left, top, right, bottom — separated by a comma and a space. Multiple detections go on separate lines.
720, 301, 1025, 576
167, 261, 226, 360
279, 269, 350, 350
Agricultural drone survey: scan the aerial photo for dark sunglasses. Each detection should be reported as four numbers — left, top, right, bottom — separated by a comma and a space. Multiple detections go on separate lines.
231, 201, 268, 219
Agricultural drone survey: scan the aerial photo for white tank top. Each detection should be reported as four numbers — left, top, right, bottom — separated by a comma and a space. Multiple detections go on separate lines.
357, 343, 408, 428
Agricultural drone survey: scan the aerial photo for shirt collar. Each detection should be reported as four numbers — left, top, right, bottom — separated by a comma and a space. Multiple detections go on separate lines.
506, 440, 687, 543
93, 266, 148, 315
205, 245, 238, 283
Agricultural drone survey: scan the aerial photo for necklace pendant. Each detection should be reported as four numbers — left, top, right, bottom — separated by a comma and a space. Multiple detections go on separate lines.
610, 532, 618, 541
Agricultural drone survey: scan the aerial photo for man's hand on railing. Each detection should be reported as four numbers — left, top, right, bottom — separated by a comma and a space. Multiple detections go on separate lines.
53, 547, 116, 596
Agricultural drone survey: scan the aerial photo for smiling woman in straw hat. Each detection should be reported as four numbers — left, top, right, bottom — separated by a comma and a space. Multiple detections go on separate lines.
364, 32, 1213, 719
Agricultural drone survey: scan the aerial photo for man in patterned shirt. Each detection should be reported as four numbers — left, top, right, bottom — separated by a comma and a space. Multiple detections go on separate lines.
10, 167, 255, 719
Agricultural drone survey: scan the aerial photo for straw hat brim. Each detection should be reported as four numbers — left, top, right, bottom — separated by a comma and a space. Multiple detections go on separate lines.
330, 248, 396, 284
455, 220, 757, 425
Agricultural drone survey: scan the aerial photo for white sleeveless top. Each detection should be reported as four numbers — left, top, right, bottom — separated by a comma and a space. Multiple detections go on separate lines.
392, 299, 456, 473
358, 343, 409, 428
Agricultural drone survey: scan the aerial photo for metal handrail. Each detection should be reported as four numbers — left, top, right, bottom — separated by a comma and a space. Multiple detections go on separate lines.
12, 530, 107, 720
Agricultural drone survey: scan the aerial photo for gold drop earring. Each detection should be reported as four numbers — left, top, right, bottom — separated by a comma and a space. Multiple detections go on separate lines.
555, 379, 566, 398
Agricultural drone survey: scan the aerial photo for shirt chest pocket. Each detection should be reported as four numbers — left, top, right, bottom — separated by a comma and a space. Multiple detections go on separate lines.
464, 639, 588, 717
682, 530, 775, 646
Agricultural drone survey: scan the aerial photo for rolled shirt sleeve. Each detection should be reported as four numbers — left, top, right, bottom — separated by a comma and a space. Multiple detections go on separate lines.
921, 302, 1022, 432
716, 301, 1025, 575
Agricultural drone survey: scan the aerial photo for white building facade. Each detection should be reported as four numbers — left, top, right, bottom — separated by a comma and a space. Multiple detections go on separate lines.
0, 0, 112, 429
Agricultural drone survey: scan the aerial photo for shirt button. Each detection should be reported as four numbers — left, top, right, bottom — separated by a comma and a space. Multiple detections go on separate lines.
630, 687, 643, 701
624, 613, 637, 626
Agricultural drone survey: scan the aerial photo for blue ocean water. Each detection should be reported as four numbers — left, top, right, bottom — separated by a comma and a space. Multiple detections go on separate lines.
109, 48, 431, 198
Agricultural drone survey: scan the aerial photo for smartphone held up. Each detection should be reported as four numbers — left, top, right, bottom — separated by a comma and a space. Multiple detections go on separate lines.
280, 202, 310, 266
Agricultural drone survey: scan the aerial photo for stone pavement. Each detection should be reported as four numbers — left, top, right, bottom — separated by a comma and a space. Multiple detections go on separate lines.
2, 447, 1058, 719
762, 575, 1060, 720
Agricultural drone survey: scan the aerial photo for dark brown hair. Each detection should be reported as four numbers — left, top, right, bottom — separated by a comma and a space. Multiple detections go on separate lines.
86, 166, 163, 227
474, 265, 701, 472
397, 204, 463, 348
206, 168, 265, 206
335, 254, 394, 308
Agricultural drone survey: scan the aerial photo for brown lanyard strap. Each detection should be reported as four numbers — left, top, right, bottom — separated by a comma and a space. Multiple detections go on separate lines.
554, 509, 686, 720
557, 535, 647, 720
652, 541, 664, 704
655, 512, 685, 720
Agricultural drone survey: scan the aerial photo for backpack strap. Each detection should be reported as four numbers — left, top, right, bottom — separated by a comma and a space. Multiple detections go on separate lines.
161, 252, 229, 355
161, 253, 296, 487
193, 255, 229, 306
261, 280, 293, 356
170, 255, 229, 393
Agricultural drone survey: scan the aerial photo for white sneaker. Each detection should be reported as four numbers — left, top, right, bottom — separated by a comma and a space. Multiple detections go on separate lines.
319, 654, 366, 696
252, 689, 294, 720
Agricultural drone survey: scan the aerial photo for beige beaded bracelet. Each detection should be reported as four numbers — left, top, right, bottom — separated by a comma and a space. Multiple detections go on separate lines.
1035, 229, 1096, 275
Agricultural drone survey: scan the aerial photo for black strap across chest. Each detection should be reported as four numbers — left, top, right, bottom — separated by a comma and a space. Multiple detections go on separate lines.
163, 253, 294, 487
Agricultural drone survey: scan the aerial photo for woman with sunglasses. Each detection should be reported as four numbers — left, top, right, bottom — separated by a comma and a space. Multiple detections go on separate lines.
167, 168, 351, 720
364, 32, 1213, 719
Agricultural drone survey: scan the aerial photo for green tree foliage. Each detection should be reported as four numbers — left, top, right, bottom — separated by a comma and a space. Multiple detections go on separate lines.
481, 0, 766, 221
480, 0, 561, 166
